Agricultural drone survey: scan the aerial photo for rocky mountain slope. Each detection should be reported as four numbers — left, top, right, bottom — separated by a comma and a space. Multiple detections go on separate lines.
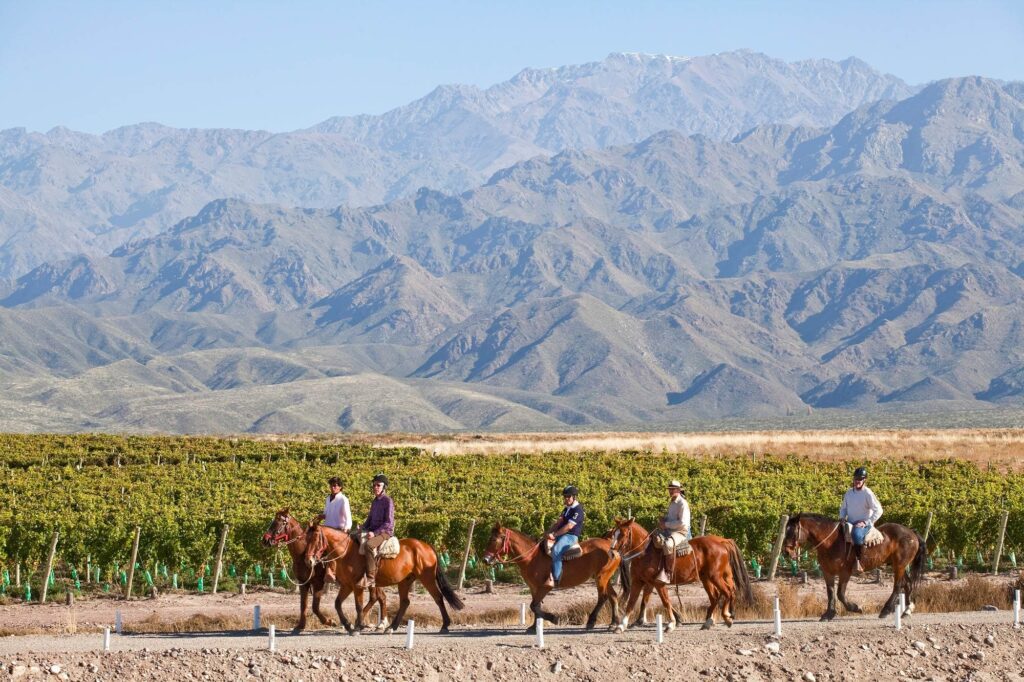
2, 74, 1022, 432
0, 51, 911, 280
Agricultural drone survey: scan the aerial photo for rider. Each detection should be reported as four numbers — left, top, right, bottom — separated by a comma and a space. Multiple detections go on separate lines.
320, 476, 352, 531
655, 479, 691, 584
358, 474, 394, 589
544, 485, 584, 588
839, 466, 883, 574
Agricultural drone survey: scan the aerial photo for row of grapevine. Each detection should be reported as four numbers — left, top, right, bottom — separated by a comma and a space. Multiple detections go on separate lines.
1, 436, 1022, 583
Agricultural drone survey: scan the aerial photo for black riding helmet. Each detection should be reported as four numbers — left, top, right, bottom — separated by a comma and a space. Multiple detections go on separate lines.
372, 473, 389, 488
562, 485, 579, 498
853, 466, 868, 481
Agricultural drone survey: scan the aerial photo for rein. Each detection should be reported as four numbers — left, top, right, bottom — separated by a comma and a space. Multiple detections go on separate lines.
616, 525, 652, 562
795, 519, 842, 552
489, 529, 542, 565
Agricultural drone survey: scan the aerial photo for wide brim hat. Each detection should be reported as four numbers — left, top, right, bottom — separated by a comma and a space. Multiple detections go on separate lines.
667, 480, 683, 489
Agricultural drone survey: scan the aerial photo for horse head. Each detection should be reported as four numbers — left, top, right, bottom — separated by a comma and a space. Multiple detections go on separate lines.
481, 523, 506, 565
263, 508, 293, 547
608, 516, 634, 552
304, 518, 327, 568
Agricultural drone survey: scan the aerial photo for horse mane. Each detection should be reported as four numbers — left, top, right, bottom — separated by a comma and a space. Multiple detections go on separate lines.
792, 512, 838, 524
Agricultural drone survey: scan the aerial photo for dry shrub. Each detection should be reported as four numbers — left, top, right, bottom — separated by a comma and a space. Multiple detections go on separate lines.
914, 575, 1013, 612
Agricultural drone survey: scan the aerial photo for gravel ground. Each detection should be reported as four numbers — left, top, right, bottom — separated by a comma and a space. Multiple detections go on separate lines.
2, 612, 1023, 680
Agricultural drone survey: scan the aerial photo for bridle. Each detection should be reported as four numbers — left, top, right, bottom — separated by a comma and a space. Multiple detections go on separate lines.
615, 523, 653, 562
484, 528, 541, 565
263, 515, 304, 547
789, 517, 841, 555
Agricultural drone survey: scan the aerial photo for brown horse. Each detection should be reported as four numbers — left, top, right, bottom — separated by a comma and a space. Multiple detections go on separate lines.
610, 518, 753, 632
305, 522, 464, 634
481, 523, 622, 632
784, 513, 926, 621
262, 509, 334, 633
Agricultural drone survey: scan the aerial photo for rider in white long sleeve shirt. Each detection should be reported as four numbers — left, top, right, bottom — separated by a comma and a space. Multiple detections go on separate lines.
322, 476, 352, 532
839, 466, 882, 573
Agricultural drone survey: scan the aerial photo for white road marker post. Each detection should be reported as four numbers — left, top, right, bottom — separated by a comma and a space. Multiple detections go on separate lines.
102, 627, 111, 652
520, 603, 526, 626
268, 624, 276, 652
114, 610, 123, 635
895, 593, 904, 630
773, 596, 782, 637
655, 613, 664, 644
253, 605, 261, 630
536, 616, 545, 649
406, 619, 415, 650
1014, 590, 1020, 628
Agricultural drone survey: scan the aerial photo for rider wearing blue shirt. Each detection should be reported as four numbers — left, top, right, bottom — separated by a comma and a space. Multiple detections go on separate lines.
545, 485, 584, 587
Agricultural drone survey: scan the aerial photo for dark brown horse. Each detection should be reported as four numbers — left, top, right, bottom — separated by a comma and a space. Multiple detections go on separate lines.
610, 518, 753, 632
305, 522, 464, 634
262, 509, 334, 633
783, 513, 926, 620
481, 523, 622, 632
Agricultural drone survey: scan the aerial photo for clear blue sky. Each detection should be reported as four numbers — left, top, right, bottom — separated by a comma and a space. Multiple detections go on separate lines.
1, 0, 1022, 134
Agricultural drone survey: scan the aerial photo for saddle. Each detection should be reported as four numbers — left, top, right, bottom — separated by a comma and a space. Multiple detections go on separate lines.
544, 538, 583, 561
652, 531, 691, 557
843, 523, 884, 547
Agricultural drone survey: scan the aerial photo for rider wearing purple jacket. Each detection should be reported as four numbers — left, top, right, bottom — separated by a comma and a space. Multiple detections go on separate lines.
359, 474, 394, 589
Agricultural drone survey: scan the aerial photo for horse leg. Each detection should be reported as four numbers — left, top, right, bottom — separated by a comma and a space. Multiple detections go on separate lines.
880, 561, 908, 619
295, 582, 310, 633
654, 584, 677, 633
388, 577, 416, 634
351, 584, 367, 632
374, 588, 390, 631
837, 572, 861, 613
614, 578, 644, 633
587, 558, 619, 630
820, 573, 837, 621
333, 586, 354, 635
311, 574, 334, 626
420, 567, 452, 633
707, 568, 736, 627
699, 576, 719, 630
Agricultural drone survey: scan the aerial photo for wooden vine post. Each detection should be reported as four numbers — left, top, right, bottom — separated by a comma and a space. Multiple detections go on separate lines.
40, 531, 59, 604
767, 514, 790, 580
125, 526, 141, 599
212, 523, 229, 594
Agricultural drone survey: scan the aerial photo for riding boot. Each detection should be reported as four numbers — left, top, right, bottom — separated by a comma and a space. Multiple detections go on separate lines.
544, 572, 555, 588
654, 555, 670, 585
360, 554, 377, 589
853, 545, 864, 575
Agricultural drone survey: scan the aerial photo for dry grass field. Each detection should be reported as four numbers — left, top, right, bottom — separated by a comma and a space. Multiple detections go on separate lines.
252, 428, 1024, 470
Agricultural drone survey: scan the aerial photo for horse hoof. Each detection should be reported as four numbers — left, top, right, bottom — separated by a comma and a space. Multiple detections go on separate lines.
846, 604, 862, 614
613, 625, 625, 634
548, 616, 560, 626
664, 621, 676, 633
820, 612, 836, 622
440, 627, 450, 635
700, 621, 713, 631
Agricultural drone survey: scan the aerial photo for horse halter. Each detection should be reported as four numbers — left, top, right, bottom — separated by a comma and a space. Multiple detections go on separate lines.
484, 528, 539, 565
263, 515, 296, 546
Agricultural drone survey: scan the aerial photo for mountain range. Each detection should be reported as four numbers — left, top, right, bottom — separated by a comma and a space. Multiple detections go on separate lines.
2, 53, 1023, 433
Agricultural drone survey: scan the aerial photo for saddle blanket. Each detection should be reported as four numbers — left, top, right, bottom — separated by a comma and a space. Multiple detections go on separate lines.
358, 533, 401, 559
544, 538, 583, 561
843, 523, 884, 547
652, 531, 691, 556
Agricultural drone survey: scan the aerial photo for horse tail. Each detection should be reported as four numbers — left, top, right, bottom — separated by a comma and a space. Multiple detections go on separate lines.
907, 530, 927, 593
435, 564, 465, 611
619, 557, 632, 595
727, 539, 755, 608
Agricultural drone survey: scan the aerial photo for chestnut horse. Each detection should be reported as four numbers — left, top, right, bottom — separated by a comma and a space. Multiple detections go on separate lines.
784, 513, 926, 620
262, 509, 334, 633
610, 518, 753, 632
482, 523, 622, 632
305, 522, 464, 634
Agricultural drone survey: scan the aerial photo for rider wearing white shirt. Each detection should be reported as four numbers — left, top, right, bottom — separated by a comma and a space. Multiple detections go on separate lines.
839, 466, 882, 573
322, 476, 352, 532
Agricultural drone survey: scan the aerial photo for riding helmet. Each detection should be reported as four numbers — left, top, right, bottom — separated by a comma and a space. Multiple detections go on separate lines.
372, 473, 389, 488
562, 485, 579, 498
853, 466, 868, 480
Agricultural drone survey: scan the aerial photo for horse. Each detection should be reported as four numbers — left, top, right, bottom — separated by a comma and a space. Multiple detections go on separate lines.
783, 513, 926, 621
481, 523, 622, 632
262, 509, 336, 633
609, 517, 754, 632
305, 522, 464, 634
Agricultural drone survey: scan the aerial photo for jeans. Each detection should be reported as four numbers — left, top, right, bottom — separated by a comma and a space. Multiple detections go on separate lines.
851, 523, 872, 545
551, 535, 578, 582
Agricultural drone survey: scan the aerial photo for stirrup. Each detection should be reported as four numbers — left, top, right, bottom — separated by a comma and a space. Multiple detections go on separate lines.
544, 574, 555, 588
853, 560, 863, 576
654, 570, 670, 585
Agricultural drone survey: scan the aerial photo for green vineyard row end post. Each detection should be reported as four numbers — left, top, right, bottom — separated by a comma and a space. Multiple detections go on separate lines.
993, 510, 1009, 575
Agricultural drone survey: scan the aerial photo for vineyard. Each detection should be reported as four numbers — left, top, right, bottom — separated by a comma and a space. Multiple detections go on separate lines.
0, 433, 1022, 598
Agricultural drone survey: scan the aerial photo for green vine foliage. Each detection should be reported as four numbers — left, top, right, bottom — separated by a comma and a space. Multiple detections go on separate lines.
0, 435, 1021, 575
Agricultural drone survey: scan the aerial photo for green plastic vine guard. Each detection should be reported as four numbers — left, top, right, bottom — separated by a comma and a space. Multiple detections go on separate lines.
172, 573, 178, 589
197, 577, 204, 592
24, 584, 31, 601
